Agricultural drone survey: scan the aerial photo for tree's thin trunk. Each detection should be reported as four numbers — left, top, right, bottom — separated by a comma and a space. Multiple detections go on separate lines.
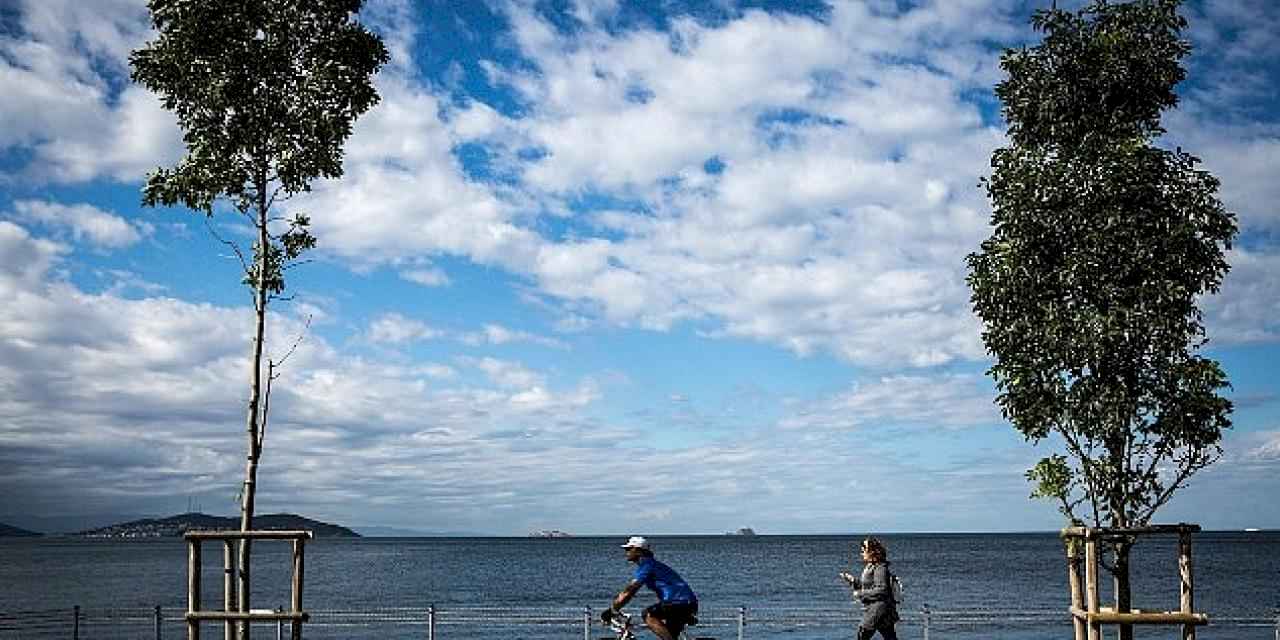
237, 185, 270, 640
1113, 540, 1133, 640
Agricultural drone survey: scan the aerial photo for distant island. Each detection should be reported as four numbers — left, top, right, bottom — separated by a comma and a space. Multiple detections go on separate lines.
76, 512, 359, 538
728, 527, 757, 536
0, 522, 42, 537
529, 529, 572, 538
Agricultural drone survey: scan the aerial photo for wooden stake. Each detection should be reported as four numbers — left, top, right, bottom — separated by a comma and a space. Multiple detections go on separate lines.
1179, 532, 1195, 640
290, 539, 305, 640
188, 540, 201, 640
1067, 539, 1086, 640
1085, 538, 1100, 640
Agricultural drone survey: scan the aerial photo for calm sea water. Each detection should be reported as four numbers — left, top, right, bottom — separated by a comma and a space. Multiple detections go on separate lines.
3, 532, 1277, 639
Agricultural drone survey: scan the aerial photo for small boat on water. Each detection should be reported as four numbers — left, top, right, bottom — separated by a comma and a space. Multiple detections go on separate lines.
1244, 528, 1260, 532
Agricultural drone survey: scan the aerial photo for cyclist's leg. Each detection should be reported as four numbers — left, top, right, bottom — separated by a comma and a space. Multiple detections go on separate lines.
855, 626, 877, 640
642, 613, 675, 640
877, 624, 898, 640
643, 604, 676, 640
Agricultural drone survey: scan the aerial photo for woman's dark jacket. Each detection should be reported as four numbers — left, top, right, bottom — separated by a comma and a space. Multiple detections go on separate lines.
851, 561, 899, 630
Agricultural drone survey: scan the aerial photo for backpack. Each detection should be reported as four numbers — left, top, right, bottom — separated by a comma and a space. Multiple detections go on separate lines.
889, 571, 904, 604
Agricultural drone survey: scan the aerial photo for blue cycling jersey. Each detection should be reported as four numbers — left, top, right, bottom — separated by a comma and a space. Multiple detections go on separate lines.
633, 557, 697, 604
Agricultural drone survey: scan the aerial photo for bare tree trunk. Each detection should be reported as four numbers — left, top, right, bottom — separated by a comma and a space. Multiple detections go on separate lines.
1113, 540, 1133, 640
237, 188, 270, 640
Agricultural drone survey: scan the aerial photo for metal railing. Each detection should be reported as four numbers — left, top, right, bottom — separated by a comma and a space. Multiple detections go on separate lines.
2, 604, 1276, 639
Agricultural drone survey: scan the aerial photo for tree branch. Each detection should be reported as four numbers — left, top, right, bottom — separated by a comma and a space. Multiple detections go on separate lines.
204, 219, 252, 278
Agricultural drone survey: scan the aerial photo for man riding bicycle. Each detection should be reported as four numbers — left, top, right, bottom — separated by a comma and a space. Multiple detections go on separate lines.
604, 536, 699, 640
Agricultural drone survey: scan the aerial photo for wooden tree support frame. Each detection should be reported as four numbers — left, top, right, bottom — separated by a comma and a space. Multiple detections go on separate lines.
185, 530, 313, 640
1061, 524, 1208, 640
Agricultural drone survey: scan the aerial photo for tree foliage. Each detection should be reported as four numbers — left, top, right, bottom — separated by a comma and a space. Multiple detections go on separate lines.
967, 0, 1236, 532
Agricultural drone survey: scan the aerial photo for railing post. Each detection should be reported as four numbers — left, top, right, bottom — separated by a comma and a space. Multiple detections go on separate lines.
73, 605, 80, 640
737, 606, 745, 640
225, 540, 236, 640
156, 604, 163, 640
276, 606, 284, 640
428, 604, 436, 640
921, 603, 930, 640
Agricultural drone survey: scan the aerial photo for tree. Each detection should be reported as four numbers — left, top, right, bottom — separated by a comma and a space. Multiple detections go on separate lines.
966, 1, 1235, 637
130, 0, 387, 635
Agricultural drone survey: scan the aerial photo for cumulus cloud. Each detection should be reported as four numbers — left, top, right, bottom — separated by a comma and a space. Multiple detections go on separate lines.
779, 373, 1002, 432
400, 267, 451, 287
9, 200, 152, 249
459, 324, 566, 349
0, 0, 183, 183
1203, 248, 1280, 344
366, 312, 442, 344
279, 1, 1019, 368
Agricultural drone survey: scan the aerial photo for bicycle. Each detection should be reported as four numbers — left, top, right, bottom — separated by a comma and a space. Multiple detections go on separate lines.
600, 609, 715, 640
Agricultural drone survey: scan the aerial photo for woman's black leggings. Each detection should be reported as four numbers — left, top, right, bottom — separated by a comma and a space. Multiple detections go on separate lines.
856, 625, 898, 640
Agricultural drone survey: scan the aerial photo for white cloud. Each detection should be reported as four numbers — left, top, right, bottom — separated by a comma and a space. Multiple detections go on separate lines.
1245, 430, 1280, 462
460, 324, 566, 349
280, 1, 1014, 368
779, 373, 1001, 432
366, 312, 442, 344
466, 356, 546, 390
1202, 248, 1280, 344
0, 0, 183, 183
400, 268, 451, 287
0, 221, 68, 289
10, 200, 152, 249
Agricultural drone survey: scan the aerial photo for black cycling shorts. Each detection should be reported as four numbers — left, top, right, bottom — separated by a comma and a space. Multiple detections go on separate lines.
645, 600, 698, 636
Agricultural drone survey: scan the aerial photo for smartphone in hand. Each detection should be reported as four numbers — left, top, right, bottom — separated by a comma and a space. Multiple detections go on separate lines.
839, 571, 861, 588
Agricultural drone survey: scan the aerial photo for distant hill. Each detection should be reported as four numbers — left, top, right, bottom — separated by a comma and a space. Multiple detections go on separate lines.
0, 522, 41, 537
76, 512, 359, 538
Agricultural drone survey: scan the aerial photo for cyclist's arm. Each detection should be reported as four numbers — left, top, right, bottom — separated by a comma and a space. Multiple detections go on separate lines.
612, 580, 643, 611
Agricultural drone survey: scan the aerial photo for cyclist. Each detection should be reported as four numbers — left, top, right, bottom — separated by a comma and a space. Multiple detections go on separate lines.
603, 536, 698, 640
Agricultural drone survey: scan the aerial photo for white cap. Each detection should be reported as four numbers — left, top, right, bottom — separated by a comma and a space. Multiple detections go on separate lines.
621, 535, 650, 549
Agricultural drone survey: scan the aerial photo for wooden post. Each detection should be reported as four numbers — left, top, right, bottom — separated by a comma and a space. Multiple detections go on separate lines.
73, 605, 80, 640
1067, 538, 1086, 640
188, 540, 201, 640
290, 539, 304, 640
583, 606, 590, 640
224, 540, 235, 640
1085, 537, 1100, 640
1179, 532, 1195, 640
427, 604, 436, 640
156, 604, 163, 640
737, 606, 746, 640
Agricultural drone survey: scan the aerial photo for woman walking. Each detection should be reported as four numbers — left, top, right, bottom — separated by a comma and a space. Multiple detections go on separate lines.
839, 537, 900, 640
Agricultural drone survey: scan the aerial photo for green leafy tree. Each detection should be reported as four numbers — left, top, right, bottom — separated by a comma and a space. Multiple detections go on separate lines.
966, 1, 1235, 635
130, 0, 387, 634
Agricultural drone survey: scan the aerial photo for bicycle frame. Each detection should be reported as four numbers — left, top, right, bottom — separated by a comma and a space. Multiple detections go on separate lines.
602, 610, 712, 640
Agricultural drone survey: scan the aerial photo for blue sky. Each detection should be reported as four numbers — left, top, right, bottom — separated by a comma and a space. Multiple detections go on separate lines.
1, 0, 1277, 535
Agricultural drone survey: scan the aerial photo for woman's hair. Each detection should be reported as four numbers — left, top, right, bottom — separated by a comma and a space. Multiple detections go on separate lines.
861, 537, 887, 562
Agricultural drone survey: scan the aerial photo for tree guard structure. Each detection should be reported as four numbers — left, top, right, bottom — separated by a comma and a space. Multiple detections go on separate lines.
185, 530, 312, 640
1062, 524, 1207, 640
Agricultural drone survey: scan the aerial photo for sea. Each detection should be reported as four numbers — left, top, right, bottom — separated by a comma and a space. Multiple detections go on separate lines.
2, 532, 1277, 639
